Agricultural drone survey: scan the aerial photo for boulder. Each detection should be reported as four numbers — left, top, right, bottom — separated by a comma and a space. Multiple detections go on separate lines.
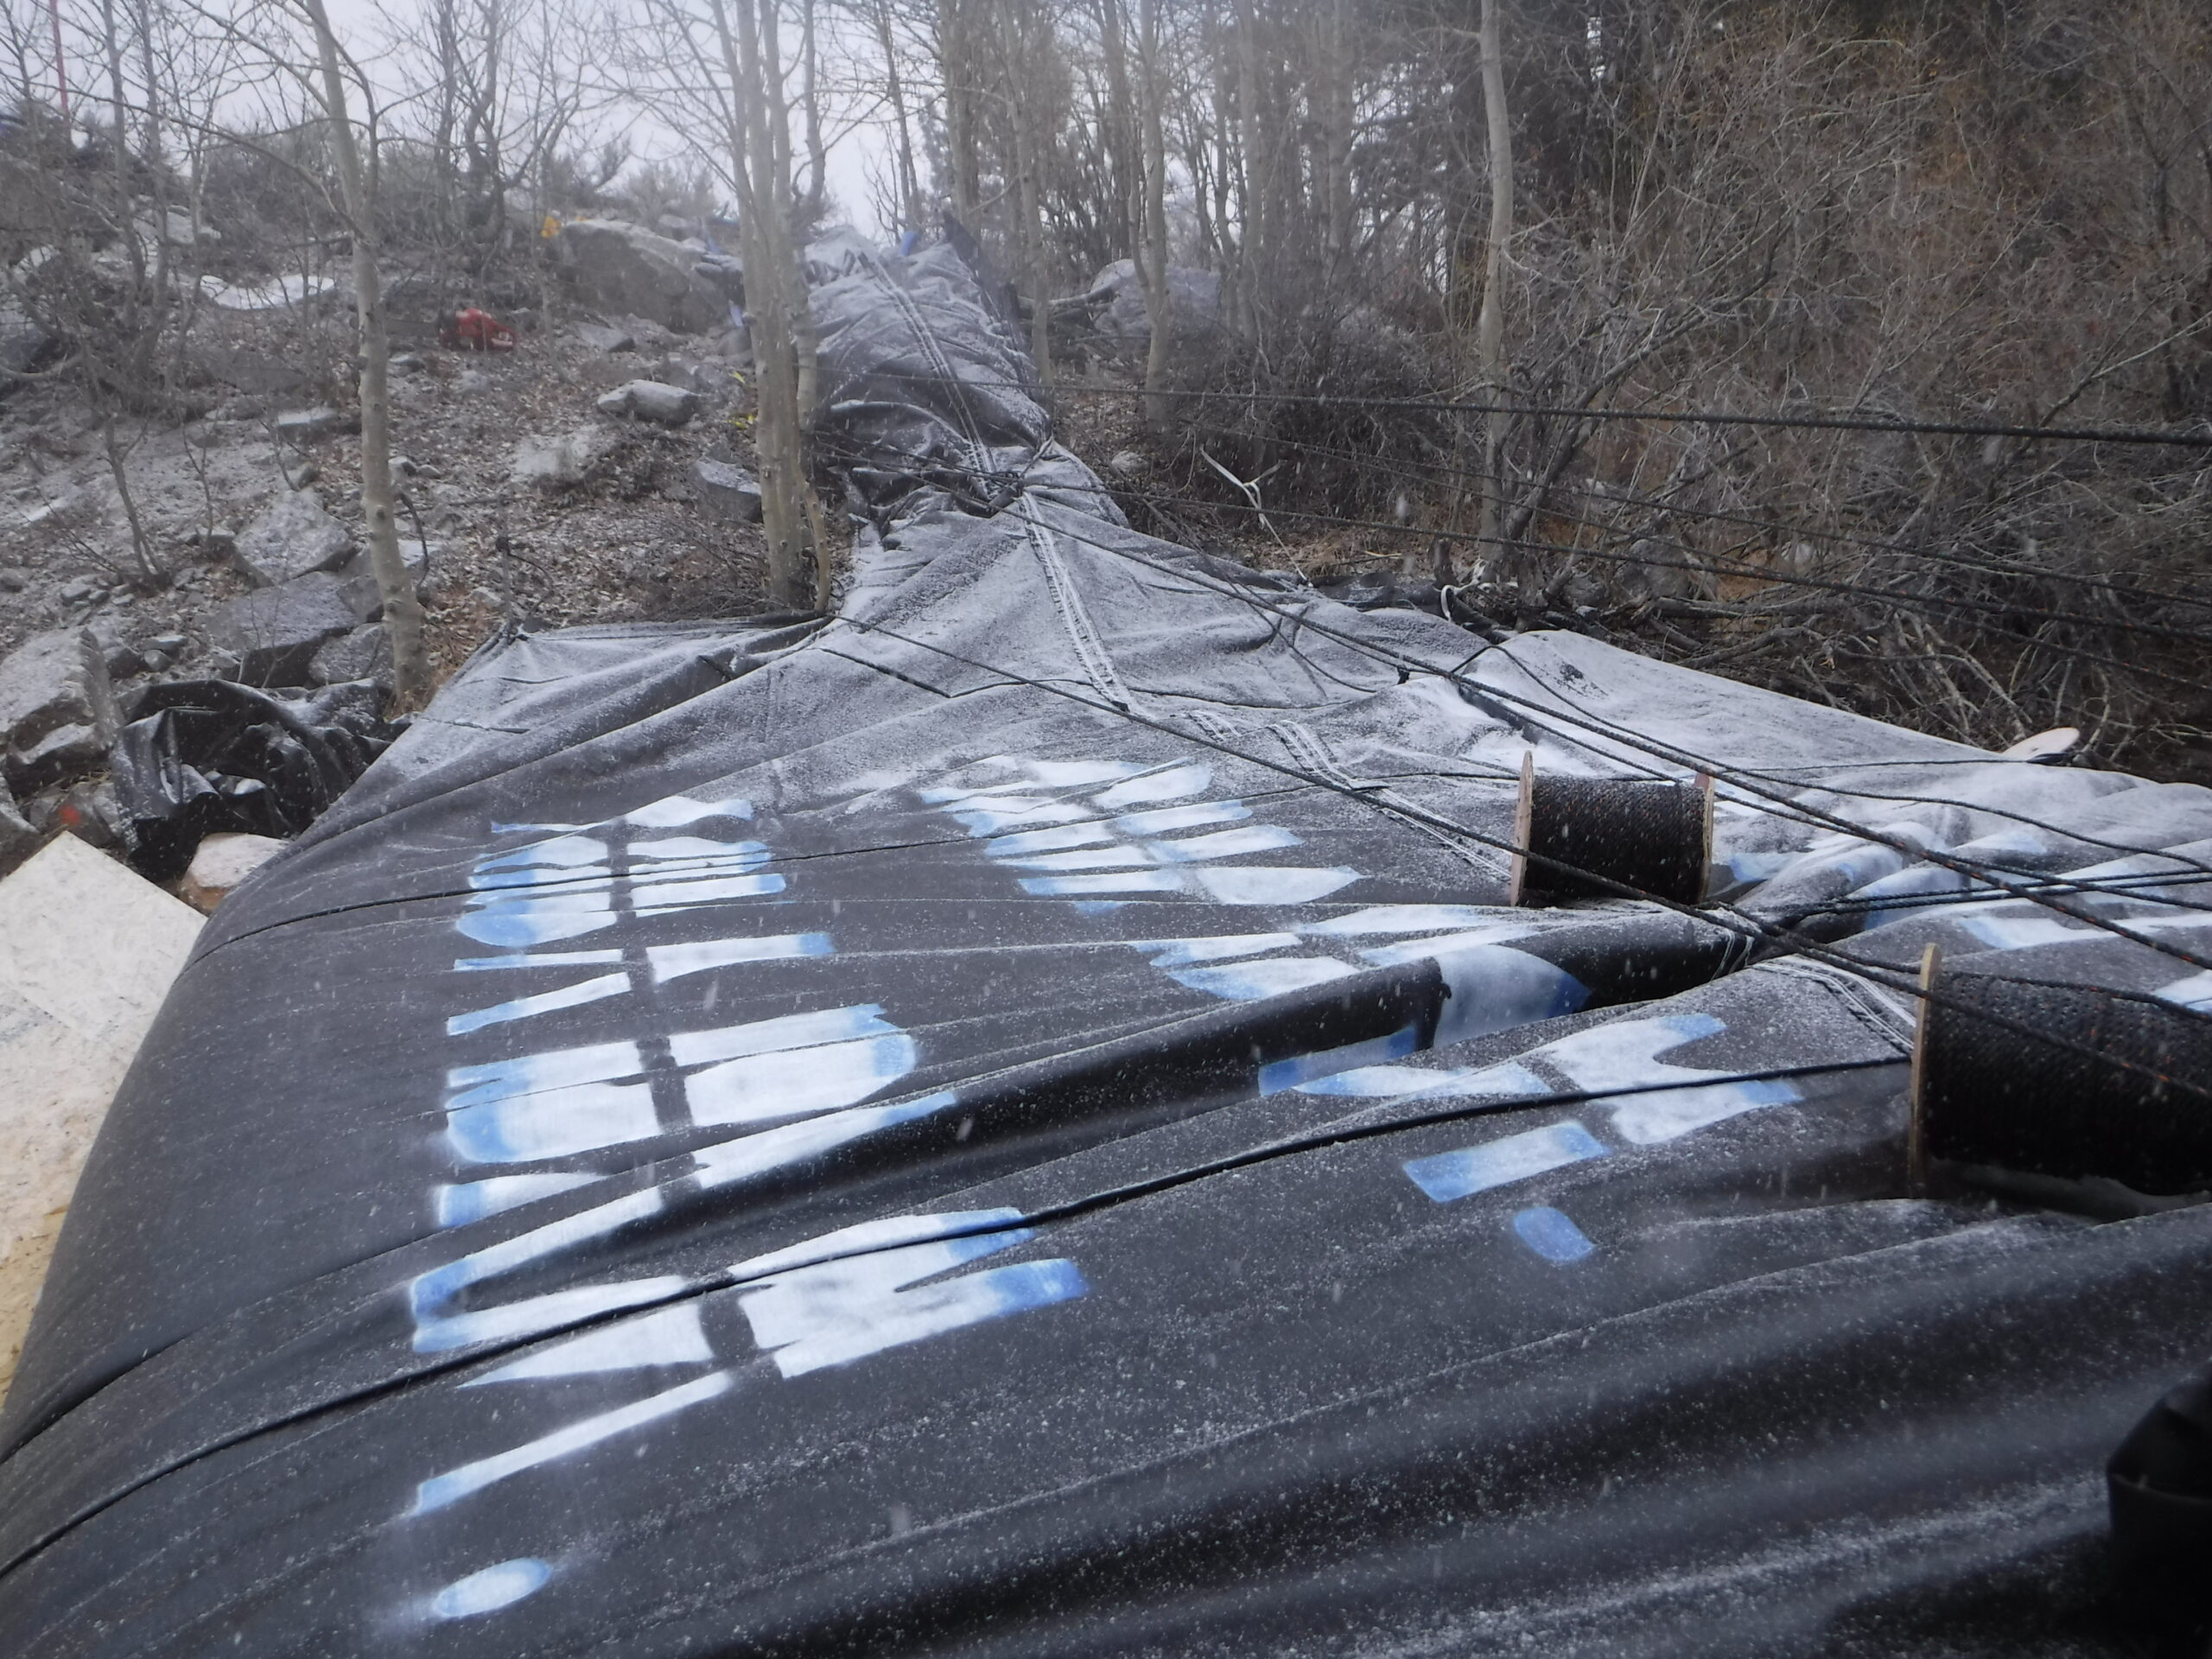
179, 831, 288, 912
205, 574, 361, 686
0, 630, 118, 757
692, 459, 763, 524
234, 490, 354, 587
596, 379, 697, 425
84, 619, 141, 678
512, 426, 619, 491
54, 778, 121, 849
6, 722, 105, 794
336, 538, 433, 601
1082, 258, 1223, 346
553, 219, 728, 335
274, 406, 356, 445
575, 321, 636, 353
309, 624, 392, 689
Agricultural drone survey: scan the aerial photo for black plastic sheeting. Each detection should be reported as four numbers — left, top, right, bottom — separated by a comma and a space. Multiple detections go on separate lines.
111, 679, 404, 880
4, 230, 2212, 1657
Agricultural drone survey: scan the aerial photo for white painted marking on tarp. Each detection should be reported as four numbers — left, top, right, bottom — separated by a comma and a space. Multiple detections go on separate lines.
468, 1304, 713, 1385
690, 1091, 959, 1189
1541, 1014, 1800, 1144
647, 933, 832, 982
2157, 970, 2212, 1011
733, 1211, 1086, 1379
410, 1373, 732, 1513
995, 846, 1160, 873
1093, 763, 1212, 810
1132, 932, 1301, 968
455, 949, 625, 972
982, 823, 1118, 856
1186, 865, 1360, 906
447, 972, 632, 1036
1300, 905, 1516, 938
684, 1033, 921, 1127
667, 1005, 900, 1065
1145, 823, 1300, 863
1296, 1058, 1548, 1100
1111, 799, 1251, 836
1170, 957, 1358, 1001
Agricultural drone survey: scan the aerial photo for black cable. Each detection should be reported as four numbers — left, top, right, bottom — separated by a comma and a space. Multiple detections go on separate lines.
852, 367, 2212, 448
820, 615, 2212, 1099
827, 424, 2212, 889
983, 486, 2212, 893
931, 502, 2212, 961
1112, 483, 2212, 691
1156, 416, 2212, 620
816, 428, 2212, 677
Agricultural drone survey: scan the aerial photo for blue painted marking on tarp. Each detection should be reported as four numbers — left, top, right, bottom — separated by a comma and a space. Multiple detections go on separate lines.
429, 1558, 551, 1618
1513, 1205, 1596, 1263
1404, 1121, 1610, 1203
1257, 1023, 1421, 1094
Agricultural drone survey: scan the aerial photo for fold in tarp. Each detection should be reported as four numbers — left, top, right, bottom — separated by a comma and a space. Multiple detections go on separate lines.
3, 230, 2209, 1657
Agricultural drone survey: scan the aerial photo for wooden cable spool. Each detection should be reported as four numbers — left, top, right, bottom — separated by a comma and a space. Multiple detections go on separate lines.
1508, 753, 1714, 907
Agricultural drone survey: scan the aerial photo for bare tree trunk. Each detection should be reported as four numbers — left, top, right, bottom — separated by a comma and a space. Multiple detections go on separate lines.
798, 0, 827, 226
1135, 0, 1172, 429
938, 0, 980, 223
712, 0, 815, 610
1321, 0, 1354, 281
1476, 0, 1513, 587
874, 0, 924, 233
1006, 1, 1052, 385
302, 0, 433, 705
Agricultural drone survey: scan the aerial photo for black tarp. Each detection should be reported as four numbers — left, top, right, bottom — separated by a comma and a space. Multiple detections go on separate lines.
3, 228, 2211, 1657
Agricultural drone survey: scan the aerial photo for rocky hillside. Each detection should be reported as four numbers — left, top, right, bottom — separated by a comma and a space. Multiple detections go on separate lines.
0, 220, 791, 875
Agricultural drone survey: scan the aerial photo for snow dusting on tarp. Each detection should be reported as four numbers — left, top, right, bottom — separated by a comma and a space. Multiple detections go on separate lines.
3, 230, 2211, 1657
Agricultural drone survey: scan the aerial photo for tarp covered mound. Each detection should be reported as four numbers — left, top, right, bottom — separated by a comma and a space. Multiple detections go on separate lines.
3, 232, 2211, 1658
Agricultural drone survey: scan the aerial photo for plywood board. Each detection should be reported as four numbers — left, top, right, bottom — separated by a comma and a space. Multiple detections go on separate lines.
0, 836, 201, 1405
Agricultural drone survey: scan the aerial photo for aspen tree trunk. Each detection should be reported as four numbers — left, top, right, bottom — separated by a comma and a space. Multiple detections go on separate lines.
1005, 3, 1052, 385
938, 0, 980, 223
1322, 0, 1354, 280
711, 0, 815, 609
302, 0, 432, 704
1135, 0, 1173, 431
1096, 0, 1137, 258
1476, 0, 1514, 588
874, 0, 925, 232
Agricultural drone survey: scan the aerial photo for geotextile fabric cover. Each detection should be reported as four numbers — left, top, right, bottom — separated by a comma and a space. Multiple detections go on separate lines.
4, 232, 2212, 1657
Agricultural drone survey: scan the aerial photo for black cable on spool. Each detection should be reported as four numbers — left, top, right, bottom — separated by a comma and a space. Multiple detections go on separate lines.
2108, 1365, 2212, 1649
1509, 753, 1713, 907
1909, 960, 2212, 1201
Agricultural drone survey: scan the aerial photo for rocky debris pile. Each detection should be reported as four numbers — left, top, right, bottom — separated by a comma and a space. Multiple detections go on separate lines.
2, 241, 787, 887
